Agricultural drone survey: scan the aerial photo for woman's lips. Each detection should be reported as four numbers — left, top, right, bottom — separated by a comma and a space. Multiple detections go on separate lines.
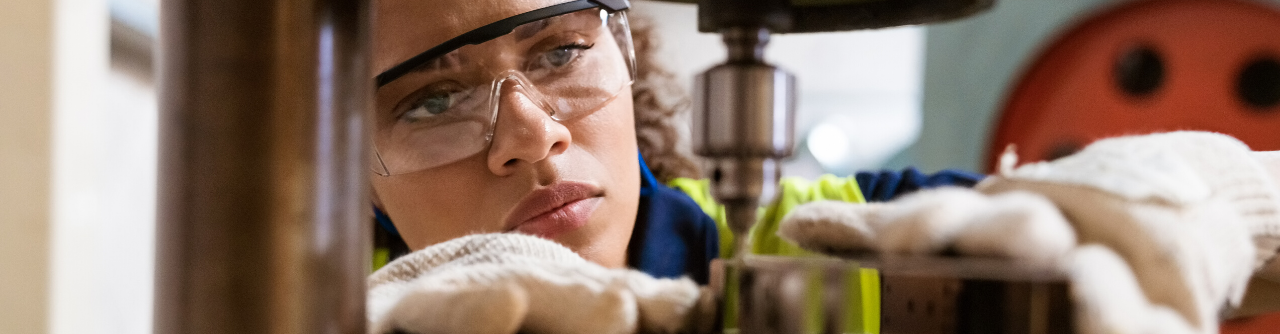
504, 182, 603, 239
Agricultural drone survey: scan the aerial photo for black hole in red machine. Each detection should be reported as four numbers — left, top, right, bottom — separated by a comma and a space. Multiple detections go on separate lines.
1237, 56, 1280, 111
1114, 44, 1165, 98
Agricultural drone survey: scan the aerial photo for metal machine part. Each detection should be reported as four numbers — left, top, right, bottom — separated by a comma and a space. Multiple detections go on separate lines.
723, 257, 877, 334
689, 0, 996, 254
687, 0, 1003, 331
866, 256, 1075, 334
728, 256, 1074, 334
154, 0, 370, 332
692, 25, 796, 249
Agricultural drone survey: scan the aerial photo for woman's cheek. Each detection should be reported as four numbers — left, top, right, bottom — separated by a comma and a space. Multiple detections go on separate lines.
371, 158, 507, 250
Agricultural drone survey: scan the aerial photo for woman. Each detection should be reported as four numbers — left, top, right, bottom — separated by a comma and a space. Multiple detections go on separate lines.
367, 0, 977, 280
365, 0, 1280, 333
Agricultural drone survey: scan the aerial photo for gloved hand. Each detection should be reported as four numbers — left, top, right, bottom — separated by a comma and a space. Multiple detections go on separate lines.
367, 233, 718, 334
777, 131, 1280, 334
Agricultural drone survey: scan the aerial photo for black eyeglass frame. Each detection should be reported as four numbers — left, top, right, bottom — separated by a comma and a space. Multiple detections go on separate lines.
375, 0, 632, 88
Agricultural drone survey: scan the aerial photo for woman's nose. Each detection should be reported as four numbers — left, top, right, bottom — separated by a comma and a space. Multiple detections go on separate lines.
486, 83, 572, 176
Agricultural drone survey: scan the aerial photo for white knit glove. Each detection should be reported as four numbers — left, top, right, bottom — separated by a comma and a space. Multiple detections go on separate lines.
778, 131, 1280, 334
367, 233, 717, 334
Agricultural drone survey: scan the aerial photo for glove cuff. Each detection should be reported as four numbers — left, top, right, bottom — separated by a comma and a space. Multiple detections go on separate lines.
369, 233, 586, 287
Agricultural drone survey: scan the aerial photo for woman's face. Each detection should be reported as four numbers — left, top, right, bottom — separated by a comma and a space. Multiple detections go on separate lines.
371, 0, 641, 267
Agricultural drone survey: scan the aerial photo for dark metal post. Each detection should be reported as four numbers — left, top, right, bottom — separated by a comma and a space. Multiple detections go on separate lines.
154, 0, 370, 331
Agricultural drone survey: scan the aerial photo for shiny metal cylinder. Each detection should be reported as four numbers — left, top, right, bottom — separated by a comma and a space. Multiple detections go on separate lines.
691, 63, 797, 158
154, 0, 370, 331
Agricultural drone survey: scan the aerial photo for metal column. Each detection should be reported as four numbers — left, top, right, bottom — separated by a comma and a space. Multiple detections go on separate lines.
154, 0, 370, 331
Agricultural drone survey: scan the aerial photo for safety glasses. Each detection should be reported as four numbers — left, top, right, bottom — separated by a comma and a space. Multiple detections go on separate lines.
372, 0, 635, 176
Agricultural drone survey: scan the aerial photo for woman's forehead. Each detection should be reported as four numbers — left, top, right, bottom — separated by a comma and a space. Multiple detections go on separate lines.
373, 0, 574, 74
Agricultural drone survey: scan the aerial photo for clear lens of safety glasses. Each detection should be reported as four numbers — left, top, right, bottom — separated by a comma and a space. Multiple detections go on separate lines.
372, 8, 636, 176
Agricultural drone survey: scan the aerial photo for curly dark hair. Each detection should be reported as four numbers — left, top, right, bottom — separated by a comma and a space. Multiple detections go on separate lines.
628, 15, 702, 183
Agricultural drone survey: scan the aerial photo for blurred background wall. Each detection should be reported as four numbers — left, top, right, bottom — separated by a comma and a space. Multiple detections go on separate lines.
1, 0, 155, 332
1, 0, 56, 332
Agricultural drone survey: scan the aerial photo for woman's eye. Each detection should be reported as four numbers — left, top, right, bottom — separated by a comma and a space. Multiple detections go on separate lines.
402, 92, 455, 121
538, 43, 594, 68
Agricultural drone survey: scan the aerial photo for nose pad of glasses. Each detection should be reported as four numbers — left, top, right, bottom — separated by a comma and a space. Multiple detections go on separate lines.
493, 72, 560, 118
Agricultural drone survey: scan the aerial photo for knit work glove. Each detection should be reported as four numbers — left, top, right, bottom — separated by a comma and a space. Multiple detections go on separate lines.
778, 131, 1280, 334
367, 233, 717, 334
